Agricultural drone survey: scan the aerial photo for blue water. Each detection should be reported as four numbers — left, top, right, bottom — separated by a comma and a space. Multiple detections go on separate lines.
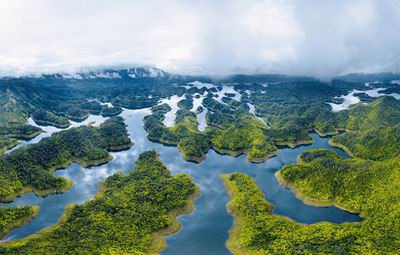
1, 108, 361, 254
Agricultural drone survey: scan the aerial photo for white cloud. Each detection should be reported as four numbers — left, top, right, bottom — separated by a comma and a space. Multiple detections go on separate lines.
0, 0, 399, 77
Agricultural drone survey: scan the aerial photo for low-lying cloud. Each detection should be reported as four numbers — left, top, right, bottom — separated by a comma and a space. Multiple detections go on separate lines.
0, 0, 399, 77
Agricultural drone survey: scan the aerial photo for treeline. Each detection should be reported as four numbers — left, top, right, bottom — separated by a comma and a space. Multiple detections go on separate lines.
0, 117, 132, 202
0, 151, 196, 255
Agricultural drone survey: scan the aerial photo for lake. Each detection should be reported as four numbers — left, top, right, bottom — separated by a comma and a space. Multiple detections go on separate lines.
1, 108, 361, 254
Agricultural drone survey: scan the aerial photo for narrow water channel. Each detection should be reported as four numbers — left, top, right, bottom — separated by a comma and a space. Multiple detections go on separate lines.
1, 108, 361, 254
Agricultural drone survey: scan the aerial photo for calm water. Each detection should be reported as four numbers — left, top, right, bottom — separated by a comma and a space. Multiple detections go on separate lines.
1, 108, 361, 254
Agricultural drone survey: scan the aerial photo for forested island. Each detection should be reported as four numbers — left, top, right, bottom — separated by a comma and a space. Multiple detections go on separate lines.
0, 116, 132, 202
31, 110, 70, 128
0, 151, 197, 254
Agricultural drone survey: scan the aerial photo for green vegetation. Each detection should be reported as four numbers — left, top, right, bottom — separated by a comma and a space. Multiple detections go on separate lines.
0, 206, 40, 239
177, 95, 193, 110
330, 97, 400, 160
78, 101, 103, 115
223, 146, 400, 254
212, 115, 277, 162
0, 151, 197, 255
65, 106, 89, 122
2, 70, 400, 253
240, 82, 400, 161
195, 105, 204, 114
0, 125, 41, 140
100, 105, 122, 117
0, 117, 132, 202
0, 125, 42, 155
145, 94, 314, 163
222, 172, 363, 254
0, 138, 19, 155
247, 81, 353, 136
32, 110, 70, 128
219, 85, 400, 254
145, 106, 210, 162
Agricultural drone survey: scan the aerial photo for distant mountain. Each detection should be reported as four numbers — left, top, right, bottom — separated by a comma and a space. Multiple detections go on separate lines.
6, 65, 400, 85
336, 73, 400, 83
41, 67, 171, 80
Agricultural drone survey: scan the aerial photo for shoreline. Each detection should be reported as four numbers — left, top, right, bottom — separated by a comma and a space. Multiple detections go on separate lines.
328, 140, 354, 157
108, 142, 133, 152
31, 119, 70, 129
0, 142, 132, 203
0, 180, 200, 251
0, 206, 40, 241
314, 128, 339, 137
212, 146, 279, 164
148, 132, 314, 164
148, 136, 208, 163
0, 179, 73, 203
220, 175, 263, 255
0, 204, 76, 248
0, 139, 21, 154
65, 114, 89, 122
181, 153, 205, 163
146, 185, 200, 254
275, 171, 360, 214
8, 130, 43, 141
274, 138, 313, 149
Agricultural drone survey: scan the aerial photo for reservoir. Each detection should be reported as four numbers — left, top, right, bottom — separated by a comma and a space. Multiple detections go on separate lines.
1, 108, 362, 254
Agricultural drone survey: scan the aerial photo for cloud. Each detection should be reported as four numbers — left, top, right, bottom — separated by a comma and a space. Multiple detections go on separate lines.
288, 0, 400, 78
0, 0, 399, 77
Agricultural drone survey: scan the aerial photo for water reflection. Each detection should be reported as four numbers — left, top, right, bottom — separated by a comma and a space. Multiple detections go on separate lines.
5, 115, 108, 154
160, 95, 185, 127
2, 108, 361, 255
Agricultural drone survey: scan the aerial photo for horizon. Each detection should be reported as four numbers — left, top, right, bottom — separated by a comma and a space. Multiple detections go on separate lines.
1, 65, 400, 81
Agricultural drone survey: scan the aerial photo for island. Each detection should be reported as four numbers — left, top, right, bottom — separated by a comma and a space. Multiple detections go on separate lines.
0, 116, 132, 203
0, 151, 198, 255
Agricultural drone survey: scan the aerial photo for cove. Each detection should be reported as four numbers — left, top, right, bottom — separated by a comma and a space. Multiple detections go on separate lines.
1, 108, 361, 254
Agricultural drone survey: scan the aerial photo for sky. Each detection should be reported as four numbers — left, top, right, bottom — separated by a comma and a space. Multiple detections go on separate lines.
0, 0, 399, 78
